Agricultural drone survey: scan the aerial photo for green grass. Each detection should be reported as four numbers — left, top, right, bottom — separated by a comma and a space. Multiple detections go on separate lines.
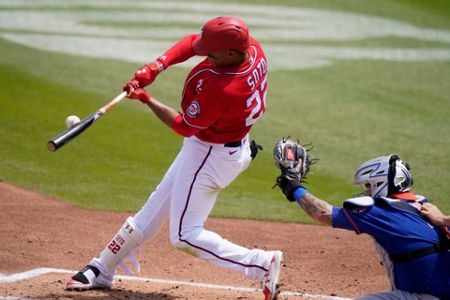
2, 0, 449, 28
82, 21, 201, 31
1, 0, 449, 222
0, 39, 184, 211
220, 59, 450, 221
202, 0, 450, 29
267, 37, 450, 48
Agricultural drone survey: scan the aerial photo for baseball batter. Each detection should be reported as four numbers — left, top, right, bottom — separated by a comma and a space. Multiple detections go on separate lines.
274, 139, 450, 300
66, 16, 282, 300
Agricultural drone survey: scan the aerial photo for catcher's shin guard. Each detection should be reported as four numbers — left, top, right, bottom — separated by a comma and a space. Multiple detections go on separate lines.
99, 216, 144, 275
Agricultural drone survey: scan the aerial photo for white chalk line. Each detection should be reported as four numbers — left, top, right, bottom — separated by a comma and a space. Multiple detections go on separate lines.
0, 268, 352, 300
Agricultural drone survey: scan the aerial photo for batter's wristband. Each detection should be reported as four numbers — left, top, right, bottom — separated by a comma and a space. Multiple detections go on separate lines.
154, 59, 165, 72
293, 187, 308, 203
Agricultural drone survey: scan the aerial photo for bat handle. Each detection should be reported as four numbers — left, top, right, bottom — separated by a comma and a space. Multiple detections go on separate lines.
99, 91, 127, 114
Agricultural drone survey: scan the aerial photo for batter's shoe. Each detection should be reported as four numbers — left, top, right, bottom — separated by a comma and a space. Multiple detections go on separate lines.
65, 265, 113, 291
261, 251, 283, 300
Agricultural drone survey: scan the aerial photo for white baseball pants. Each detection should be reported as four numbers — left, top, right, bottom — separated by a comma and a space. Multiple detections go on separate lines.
132, 135, 273, 280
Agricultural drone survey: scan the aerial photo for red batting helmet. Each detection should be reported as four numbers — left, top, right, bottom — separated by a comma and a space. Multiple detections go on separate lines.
193, 16, 250, 55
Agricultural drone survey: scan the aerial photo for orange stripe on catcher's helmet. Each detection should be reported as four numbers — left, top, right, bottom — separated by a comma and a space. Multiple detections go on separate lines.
392, 192, 416, 201
193, 16, 250, 55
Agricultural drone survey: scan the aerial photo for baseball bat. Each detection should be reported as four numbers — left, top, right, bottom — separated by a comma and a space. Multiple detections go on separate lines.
47, 91, 127, 152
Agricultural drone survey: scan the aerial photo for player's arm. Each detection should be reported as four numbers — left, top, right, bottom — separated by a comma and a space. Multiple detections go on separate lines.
124, 34, 200, 94
272, 139, 375, 231
125, 88, 199, 137
157, 34, 200, 68
278, 177, 333, 226
145, 96, 180, 129
297, 192, 333, 226
273, 138, 333, 226
421, 203, 450, 226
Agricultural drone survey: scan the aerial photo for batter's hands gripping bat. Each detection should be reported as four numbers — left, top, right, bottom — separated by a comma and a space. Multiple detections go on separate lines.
47, 91, 127, 152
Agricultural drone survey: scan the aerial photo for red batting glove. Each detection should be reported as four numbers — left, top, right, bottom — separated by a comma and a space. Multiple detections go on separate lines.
133, 60, 163, 88
123, 79, 140, 96
128, 88, 151, 104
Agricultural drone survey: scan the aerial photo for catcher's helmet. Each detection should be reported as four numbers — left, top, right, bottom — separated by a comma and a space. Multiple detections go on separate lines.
353, 154, 413, 198
193, 16, 249, 55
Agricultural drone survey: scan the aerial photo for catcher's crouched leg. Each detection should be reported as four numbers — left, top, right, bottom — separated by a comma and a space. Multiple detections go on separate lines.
66, 216, 144, 290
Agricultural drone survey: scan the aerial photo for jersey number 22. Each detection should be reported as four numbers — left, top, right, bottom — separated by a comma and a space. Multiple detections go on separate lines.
245, 76, 267, 126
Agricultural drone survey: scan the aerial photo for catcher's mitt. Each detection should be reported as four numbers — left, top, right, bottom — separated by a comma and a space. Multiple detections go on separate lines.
273, 137, 312, 181
273, 137, 315, 201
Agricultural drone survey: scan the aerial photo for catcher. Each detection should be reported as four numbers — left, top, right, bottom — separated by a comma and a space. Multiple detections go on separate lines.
273, 137, 450, 300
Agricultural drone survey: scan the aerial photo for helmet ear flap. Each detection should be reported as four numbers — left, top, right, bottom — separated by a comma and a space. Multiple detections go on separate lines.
387, 154, 400, 195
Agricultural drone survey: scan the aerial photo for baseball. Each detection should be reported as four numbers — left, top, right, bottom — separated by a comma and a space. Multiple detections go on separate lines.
65, 115, 81, 128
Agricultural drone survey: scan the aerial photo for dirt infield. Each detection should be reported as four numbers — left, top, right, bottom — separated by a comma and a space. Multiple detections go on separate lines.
0, 182, 389, 299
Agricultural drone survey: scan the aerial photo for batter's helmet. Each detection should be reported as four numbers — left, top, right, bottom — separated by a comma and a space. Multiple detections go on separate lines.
353, 154, 413, 198
193, 16, 250, 55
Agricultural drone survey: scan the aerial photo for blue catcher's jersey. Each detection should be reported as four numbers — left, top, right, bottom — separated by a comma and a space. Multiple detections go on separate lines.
332, 196, 450, 299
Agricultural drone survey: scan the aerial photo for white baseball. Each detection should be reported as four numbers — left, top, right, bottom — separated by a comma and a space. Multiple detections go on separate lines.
65, 115, 81, 128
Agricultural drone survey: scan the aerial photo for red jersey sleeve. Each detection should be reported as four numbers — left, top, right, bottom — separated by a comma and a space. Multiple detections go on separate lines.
156, 34, 200, 69
170, 114, 199, 137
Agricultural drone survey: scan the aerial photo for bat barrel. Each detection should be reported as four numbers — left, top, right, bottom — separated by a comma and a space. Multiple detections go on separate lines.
47, 124, 83, 151
47, 91, 126, 152
47, 113, 98, 152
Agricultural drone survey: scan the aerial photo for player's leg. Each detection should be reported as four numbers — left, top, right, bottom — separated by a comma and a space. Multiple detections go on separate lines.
65, 216, 144, 290
65, 153, 182, 290
133, 152, 183, 240
168, 137, 282, 298
170, 194, 282, 299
